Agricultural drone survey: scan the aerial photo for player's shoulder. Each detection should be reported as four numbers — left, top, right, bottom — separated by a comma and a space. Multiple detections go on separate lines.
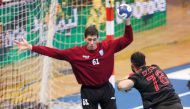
128, 72, 135, 78
151, 64, 159, 67
101, 39, 111, 45
150, 64, 162, 70
128, 72, 139, 79
65, 46, 83, 54
97, 40, 111, 50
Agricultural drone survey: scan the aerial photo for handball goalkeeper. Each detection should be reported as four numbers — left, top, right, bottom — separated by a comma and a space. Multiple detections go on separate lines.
15, 18, 133, 109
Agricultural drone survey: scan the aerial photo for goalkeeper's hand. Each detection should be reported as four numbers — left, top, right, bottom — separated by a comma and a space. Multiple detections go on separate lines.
15, 37, 32, 52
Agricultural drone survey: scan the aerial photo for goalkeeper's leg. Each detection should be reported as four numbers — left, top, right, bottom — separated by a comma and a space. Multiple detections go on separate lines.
80, 82, 117, 109
99, 82, 117, 109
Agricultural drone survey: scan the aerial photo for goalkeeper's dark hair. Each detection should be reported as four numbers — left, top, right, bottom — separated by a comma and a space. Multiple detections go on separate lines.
131, 51, 146, 68
84, 25, 99, 38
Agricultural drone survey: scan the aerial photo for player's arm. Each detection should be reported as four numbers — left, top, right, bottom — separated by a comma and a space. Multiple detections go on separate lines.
122, 18, 133, 44
117, 78, 134, 92
109, 18, 133, 53
15, 38, 71, 60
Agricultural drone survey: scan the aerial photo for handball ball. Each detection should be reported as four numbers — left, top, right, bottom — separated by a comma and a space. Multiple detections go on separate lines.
117, 4, 132, 20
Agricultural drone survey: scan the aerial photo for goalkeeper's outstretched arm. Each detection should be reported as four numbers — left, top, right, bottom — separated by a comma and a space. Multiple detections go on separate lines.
15, 38, 71, 60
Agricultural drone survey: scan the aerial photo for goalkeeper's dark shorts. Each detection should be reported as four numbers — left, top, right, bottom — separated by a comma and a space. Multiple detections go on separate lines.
80, 82, 117, 109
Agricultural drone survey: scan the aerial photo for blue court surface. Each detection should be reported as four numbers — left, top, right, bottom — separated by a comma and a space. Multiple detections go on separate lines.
59, 63, 190, 109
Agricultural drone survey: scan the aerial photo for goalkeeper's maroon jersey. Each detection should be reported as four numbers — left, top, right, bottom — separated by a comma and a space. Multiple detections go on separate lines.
32, 25, 133, 86
128, 65, 181, 108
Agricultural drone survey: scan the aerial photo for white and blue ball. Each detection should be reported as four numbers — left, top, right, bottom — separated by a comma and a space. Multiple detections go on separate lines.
117, 4, 132, 20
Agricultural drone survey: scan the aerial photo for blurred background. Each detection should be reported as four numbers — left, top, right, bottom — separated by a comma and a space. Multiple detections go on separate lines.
0, 0, 189, 108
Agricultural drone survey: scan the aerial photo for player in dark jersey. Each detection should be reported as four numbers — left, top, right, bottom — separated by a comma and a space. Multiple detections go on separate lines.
117, 51, 183, 109
15, 18, 133, 109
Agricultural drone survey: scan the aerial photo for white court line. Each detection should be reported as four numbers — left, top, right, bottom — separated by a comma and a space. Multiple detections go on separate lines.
132, 91, 190, 109
167, 68, 190, 80
179, 91, 190, 97
133, 105, 143, 109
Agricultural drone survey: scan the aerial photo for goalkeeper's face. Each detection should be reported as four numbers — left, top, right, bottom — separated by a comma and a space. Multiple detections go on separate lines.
85, 35, 99, 51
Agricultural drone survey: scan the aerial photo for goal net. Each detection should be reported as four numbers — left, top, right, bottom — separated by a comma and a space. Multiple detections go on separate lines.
0, 0, 166, 109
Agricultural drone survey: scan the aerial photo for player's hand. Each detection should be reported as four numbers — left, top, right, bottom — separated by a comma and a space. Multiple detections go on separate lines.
14, 37, 32, 52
